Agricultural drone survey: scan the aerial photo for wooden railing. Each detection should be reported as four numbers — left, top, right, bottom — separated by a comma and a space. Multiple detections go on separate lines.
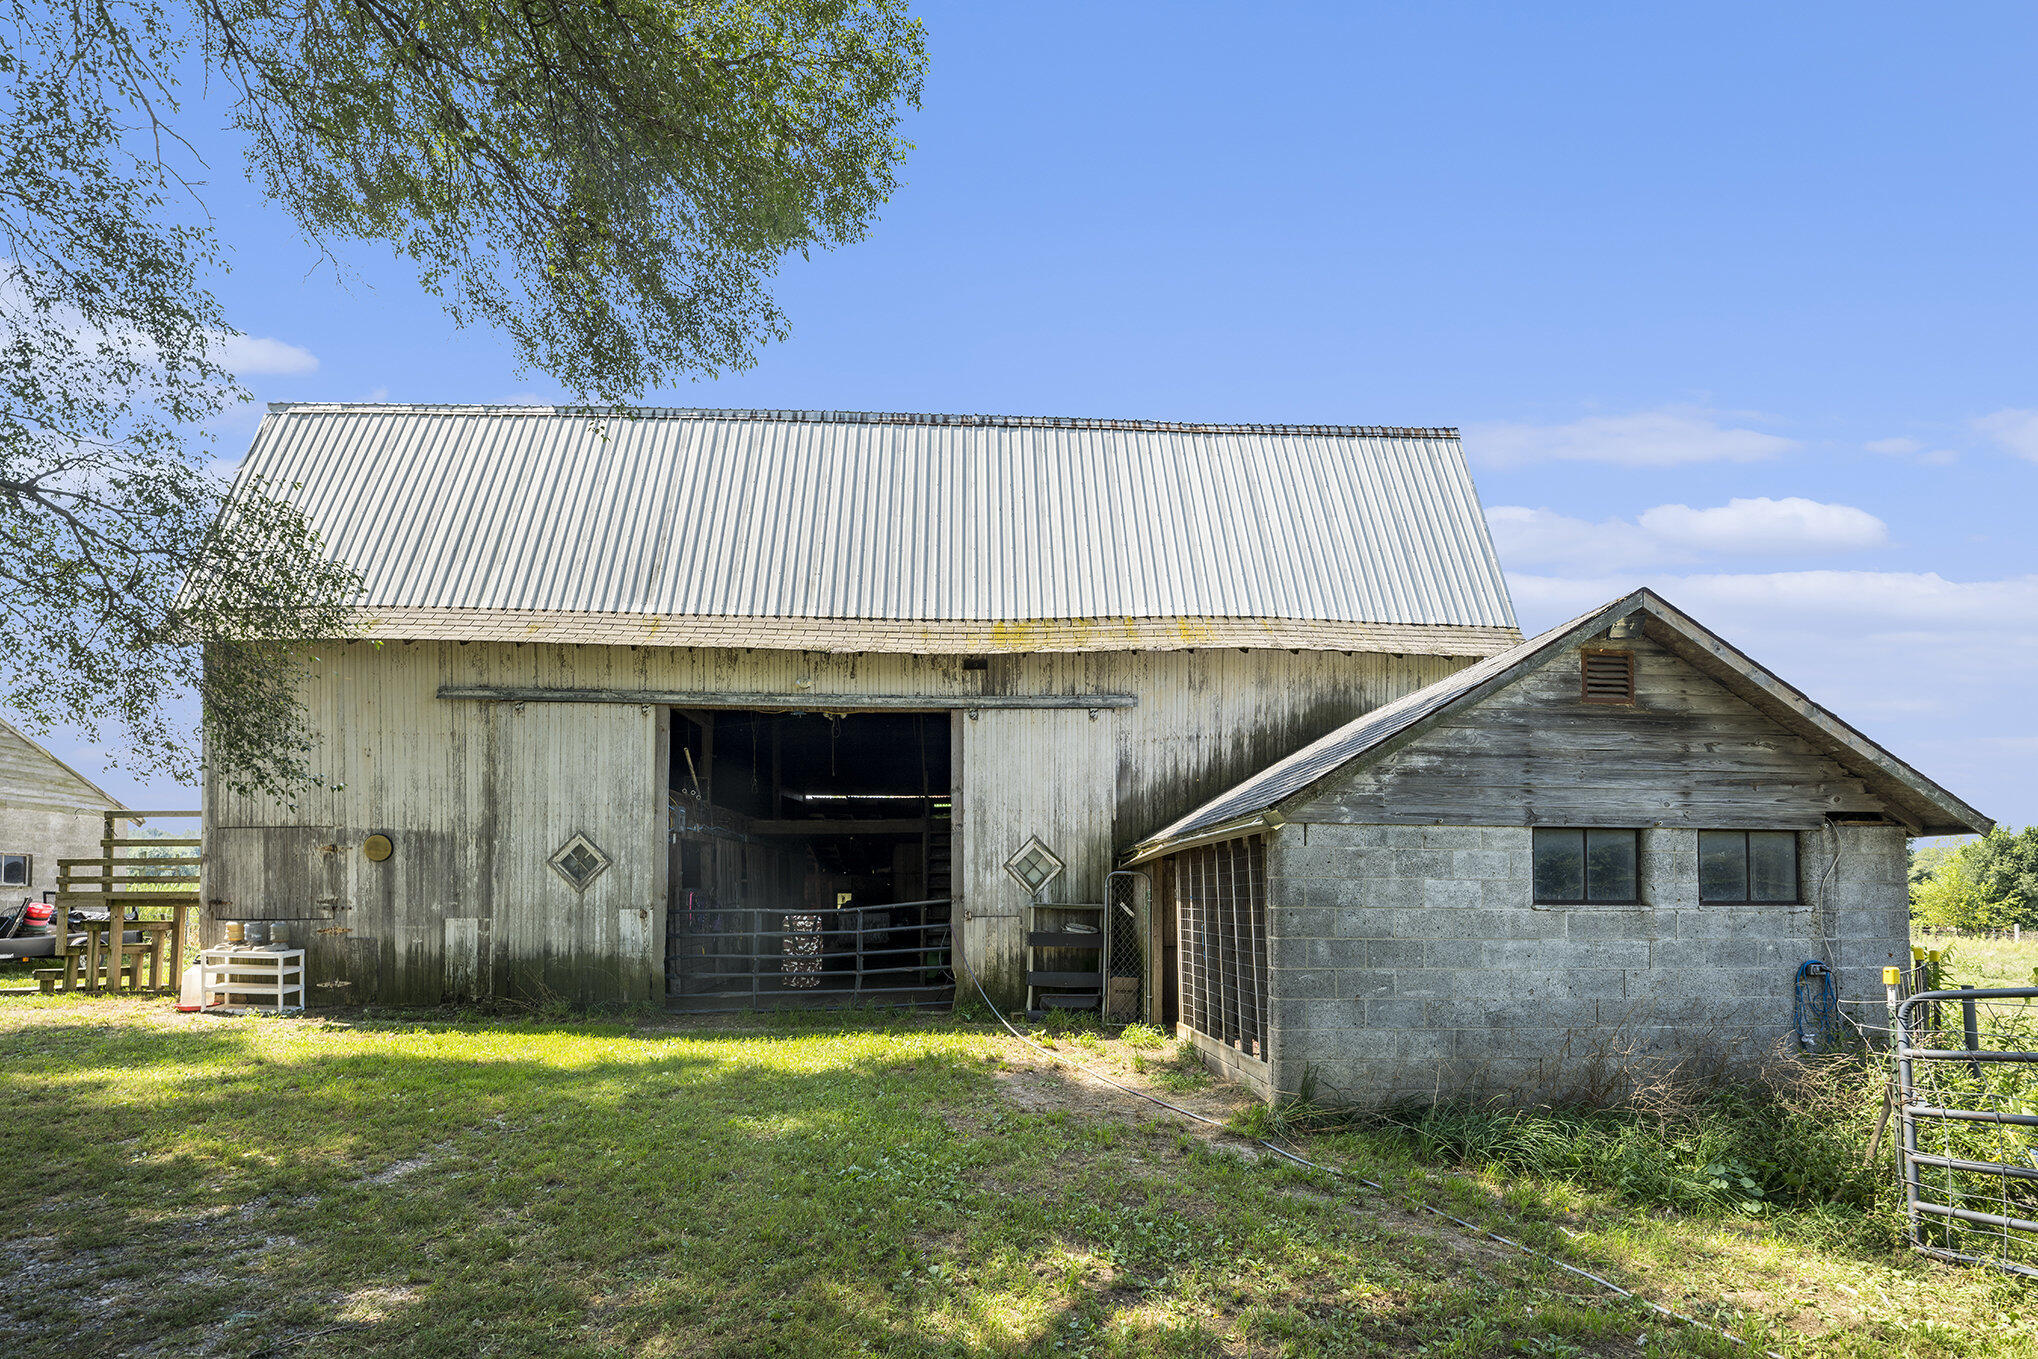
51, 809, 201, 993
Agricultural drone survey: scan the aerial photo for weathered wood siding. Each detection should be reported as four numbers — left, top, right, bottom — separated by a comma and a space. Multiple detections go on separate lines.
0, 723, 123, 905
207, 640, 1466, 1004
956, 708, 1117, 998
1288, 637, 1894, 828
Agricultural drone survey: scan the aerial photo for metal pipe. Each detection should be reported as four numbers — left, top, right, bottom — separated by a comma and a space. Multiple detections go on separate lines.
1896, 991, 1925, 1254
1913, 1201, 2038, 1236
1906, 1106, 2038, 1127
1905, 1152, 2038, 1184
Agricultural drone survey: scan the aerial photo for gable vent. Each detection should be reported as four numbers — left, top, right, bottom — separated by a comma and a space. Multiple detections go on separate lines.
1581, 649, 1636, 705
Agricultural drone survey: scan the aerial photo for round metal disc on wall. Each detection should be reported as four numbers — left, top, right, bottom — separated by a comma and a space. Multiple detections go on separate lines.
363, 833, 394, 862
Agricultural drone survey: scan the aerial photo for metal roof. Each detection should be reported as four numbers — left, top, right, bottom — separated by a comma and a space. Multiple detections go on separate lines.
1130, 589, 1993, 851
232, 404, 1517, 631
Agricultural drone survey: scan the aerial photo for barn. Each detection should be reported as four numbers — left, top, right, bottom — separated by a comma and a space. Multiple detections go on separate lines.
205, 404, 1988, 1104
205, 404, 1519, 1010
1124, 589, 1991, 1101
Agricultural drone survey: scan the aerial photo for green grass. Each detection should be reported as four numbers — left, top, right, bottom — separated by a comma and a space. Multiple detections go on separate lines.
2, 998, 2034, 1358
1931, 933, 2038, 989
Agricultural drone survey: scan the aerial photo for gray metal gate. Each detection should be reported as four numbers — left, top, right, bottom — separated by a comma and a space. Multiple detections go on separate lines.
1895, 985, 2038, 1278
667, 896, 953, 1011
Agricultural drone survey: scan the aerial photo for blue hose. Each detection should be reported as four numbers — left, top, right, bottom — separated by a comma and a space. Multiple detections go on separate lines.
1793, 960, 1845, 1051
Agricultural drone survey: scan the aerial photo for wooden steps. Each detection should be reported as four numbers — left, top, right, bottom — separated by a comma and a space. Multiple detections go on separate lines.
1024, 903, 1104, 1017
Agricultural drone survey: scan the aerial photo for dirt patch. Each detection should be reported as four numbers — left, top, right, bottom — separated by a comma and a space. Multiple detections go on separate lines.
985, 1037, 1252, 1136
362, 1155, 432, 1185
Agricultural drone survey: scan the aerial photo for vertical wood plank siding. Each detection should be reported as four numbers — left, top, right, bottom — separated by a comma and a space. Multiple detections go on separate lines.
207, 642, 1459, 1005
1165, 836, 1267, 1058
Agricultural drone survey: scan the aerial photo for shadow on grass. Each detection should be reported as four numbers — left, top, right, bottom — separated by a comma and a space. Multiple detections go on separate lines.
0, 1006, 1784, 1359
0, 1011, 1270, 1358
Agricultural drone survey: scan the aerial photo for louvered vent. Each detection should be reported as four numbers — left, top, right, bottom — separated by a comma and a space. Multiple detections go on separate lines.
1581, 649, 1636, 705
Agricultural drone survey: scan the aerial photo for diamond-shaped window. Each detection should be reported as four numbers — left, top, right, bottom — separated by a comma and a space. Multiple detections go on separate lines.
549, 834, 611, 892
1002, 835, 1065, 896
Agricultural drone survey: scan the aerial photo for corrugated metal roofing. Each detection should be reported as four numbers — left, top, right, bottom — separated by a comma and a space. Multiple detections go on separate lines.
232, 404, 1518, 629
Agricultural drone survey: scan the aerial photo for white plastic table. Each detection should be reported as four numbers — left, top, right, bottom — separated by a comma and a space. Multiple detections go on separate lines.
200, 947, 305, 1013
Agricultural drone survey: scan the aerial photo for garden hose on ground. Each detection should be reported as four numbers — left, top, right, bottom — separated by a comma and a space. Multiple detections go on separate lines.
954, 950, 1783, 1359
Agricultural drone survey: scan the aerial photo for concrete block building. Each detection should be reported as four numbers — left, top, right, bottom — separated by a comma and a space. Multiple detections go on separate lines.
1125, 590, 1988, 1102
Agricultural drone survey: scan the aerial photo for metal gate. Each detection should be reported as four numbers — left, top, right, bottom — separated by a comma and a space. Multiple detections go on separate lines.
1895, 985, 2038, 1278
667, 896, 953, 1012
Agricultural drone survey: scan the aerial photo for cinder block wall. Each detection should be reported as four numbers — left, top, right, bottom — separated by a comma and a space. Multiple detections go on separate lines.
1262, 821, 1909, 1105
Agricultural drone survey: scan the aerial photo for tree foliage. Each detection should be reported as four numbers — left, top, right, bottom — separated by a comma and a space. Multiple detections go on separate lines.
208, 0, 926, 398
1910, 827, 2038, 931
0, 0, 924, 795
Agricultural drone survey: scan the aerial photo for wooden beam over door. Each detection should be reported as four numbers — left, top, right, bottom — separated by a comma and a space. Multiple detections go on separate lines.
438, 686, 1138, 711
747, 819, 930, 836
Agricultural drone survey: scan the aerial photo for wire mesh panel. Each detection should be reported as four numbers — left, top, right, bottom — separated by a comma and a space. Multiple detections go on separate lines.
1103, 870, 1149, 1021
1169, 837, 1267, 1058
1895, 986, 2038, 1278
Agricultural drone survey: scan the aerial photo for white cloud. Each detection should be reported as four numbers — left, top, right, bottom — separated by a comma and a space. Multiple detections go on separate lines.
1636, 497, 1888, 555
1974, 408, 2038, 462
1487, 497, 1887, 571
2, 262, 319, 381
215, 333, 319, 376
1866, 435, 1958, 466
1510, 569, 2038, 634
1485, 507, 1668, 572
1464, 406, 1799, 468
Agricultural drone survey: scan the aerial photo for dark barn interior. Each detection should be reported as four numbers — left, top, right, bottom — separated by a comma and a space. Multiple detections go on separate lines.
664, 710, 953, 1009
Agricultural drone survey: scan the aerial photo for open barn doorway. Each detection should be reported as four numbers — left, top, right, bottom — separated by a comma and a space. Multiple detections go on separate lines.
664, 709, 954, 1011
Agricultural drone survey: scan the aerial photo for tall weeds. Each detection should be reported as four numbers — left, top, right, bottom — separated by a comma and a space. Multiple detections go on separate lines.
1306, 1054, 1893, 1225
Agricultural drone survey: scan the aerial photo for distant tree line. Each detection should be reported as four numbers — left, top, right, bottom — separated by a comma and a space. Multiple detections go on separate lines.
1910, 827, 2038, 931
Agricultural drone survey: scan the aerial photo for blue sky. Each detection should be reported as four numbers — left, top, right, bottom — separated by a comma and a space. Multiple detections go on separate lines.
44, 2, 2038, 829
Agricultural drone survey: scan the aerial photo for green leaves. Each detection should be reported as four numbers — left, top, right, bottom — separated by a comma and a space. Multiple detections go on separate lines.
208, 0, 927, 400
1910, 828, 2038, 931
0, 0, 358, 796
1, 0, 923, 795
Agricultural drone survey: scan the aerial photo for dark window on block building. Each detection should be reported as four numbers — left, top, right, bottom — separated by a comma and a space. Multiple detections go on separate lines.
1699, 831, 1799, 903
1532, 828, 1640, 904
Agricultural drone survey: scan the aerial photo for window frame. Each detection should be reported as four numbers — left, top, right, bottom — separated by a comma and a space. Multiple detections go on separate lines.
1698, 830, 1801, 905
0, 853, 28, 888
1531, 827, 1643, 906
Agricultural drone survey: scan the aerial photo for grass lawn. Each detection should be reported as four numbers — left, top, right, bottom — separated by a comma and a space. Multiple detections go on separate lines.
3, 996, 2035, 1359
1931, 935, 2038, 990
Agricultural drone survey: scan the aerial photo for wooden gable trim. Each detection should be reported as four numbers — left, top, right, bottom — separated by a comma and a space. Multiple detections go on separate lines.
1252, 594, 1648, 826
1258, 589, 1991, 838
0, 717, 126, 813
1632, 598, 1992, 838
